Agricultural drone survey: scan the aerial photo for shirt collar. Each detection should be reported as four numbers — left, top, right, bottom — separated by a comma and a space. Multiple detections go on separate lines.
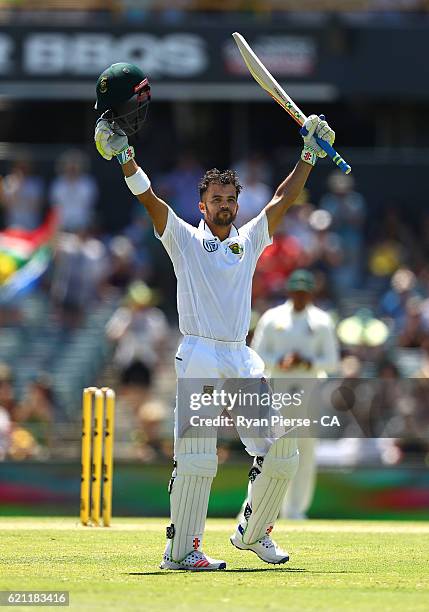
198, 219, 239, 239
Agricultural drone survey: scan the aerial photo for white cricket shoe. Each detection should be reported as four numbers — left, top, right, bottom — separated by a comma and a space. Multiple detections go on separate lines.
160, 549, 226, 571
230, 525, 289, 564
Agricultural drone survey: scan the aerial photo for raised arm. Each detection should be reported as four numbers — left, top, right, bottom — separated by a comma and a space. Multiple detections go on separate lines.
121, 159, 167, 236
265, 115, 335, 237
94, 115, 168, 236
265, 162, 312, 237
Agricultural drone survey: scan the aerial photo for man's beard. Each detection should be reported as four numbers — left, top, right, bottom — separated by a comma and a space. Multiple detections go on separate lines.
212, 208, 237, 226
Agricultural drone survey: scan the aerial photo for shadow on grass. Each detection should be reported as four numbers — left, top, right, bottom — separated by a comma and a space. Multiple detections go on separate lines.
128, 568, 364, 576
128, 568, 306, 576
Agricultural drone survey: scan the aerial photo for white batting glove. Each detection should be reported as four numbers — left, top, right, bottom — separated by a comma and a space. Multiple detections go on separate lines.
94, 112, 129, 161
301, 114, 335, 166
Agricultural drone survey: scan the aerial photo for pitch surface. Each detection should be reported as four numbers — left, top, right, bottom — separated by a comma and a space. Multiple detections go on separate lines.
0, 518, 427, 611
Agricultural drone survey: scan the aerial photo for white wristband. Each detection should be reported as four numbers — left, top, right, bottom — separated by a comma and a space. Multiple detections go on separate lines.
125, 167, 151, 196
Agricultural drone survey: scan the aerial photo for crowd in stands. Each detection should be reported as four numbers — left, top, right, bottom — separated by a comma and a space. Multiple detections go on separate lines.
1, 1, 429, 25
0, 148, 428, 466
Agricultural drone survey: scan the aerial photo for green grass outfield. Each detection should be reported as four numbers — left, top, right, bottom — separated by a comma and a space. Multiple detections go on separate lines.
0, 518, 428, 611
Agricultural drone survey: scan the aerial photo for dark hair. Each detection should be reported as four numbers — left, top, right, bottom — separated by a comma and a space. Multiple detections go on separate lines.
198, 168, 242, 200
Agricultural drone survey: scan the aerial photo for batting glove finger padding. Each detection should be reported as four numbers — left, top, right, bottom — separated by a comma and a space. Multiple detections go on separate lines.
316, 120, 335, 143
94, 115, 129, 161
301, 114, 335, 161
302, 114, 320, 141
315, 119, 335, 158
94, 121, 114, 160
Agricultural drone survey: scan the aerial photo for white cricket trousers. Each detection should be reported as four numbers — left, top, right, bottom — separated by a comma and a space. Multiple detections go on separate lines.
174, 334, 273, 457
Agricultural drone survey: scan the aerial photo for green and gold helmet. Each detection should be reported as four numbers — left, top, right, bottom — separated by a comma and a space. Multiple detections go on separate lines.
286, 269, 315, 293
95, 62, 151, 136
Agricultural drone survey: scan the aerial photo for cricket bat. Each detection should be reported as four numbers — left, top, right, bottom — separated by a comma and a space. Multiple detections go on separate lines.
232, 32, 351, 174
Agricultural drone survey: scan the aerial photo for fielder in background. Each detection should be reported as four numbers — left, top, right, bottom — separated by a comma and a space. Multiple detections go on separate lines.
94, 62, 336, 571
251, 269, 340, 519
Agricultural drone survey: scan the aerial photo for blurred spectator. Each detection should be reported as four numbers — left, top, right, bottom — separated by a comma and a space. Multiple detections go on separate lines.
124, 206, 177, 318
0, 402, 11, 460
13, 374, 55, 453
379, 267, 419, 332
368, 210, 414, 288
397, 296, 426, 348
313, 270, 337, 314
0, 363, 40, 461
369, 359, 403, 436
368, 238, 402, 282
158, 152, 204, 225
0, 362, 16, 416
381, 392, 428, 465
253, 191, 313, 304
235, 156, 272, 225
106, 236, 137, 292
134, 399, 171, 462
341, 354, 363, 378
253, 234, 302, 303
411, 336, 429, 457
413, 334, 429, 378
7, 425, 39, 461
419, 212, 429, 262
320, 171, 366, 289
307, 209, 344, 287
0, 363, 14, 460
51, 230, 108, 328
234, 152, 272, 186
0, 158, 44, 230
106, 281, 169, 408
49, 149, 98, 233
282, 189, 317, 261
123, 205, 157, 277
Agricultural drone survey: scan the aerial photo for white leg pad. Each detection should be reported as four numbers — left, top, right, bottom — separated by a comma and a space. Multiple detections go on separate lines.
241, 437, 299, 545
282, 437, 317, 518
167, 452, 218, 563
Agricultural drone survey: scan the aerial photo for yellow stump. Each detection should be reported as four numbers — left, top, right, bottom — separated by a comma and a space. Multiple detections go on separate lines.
79, 388, 94, 526
102, 388, 115, 527
80, 386, 116, 527
90, 389, 104, 526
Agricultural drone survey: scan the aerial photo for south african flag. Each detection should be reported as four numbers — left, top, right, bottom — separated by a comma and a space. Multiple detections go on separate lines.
0, 211, 58, 303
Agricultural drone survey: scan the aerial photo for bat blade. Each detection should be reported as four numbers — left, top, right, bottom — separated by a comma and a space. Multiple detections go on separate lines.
232, 32, 352, 174
232, 32, 306, 126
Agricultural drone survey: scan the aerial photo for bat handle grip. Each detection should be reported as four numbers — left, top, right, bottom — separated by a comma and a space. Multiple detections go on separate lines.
300, 126, 351, 175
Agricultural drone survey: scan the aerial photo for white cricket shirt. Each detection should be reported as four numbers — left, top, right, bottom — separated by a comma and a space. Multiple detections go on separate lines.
251, 300, 339, 377
156, 207, 272, 341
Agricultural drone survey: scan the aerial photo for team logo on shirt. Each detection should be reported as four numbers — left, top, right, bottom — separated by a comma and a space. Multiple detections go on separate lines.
228, 242, 244, 256
203, 239, 219, 252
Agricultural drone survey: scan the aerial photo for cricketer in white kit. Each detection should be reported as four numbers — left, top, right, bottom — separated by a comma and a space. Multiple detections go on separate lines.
251, 269, 340, 520
95, 104, 335, 570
